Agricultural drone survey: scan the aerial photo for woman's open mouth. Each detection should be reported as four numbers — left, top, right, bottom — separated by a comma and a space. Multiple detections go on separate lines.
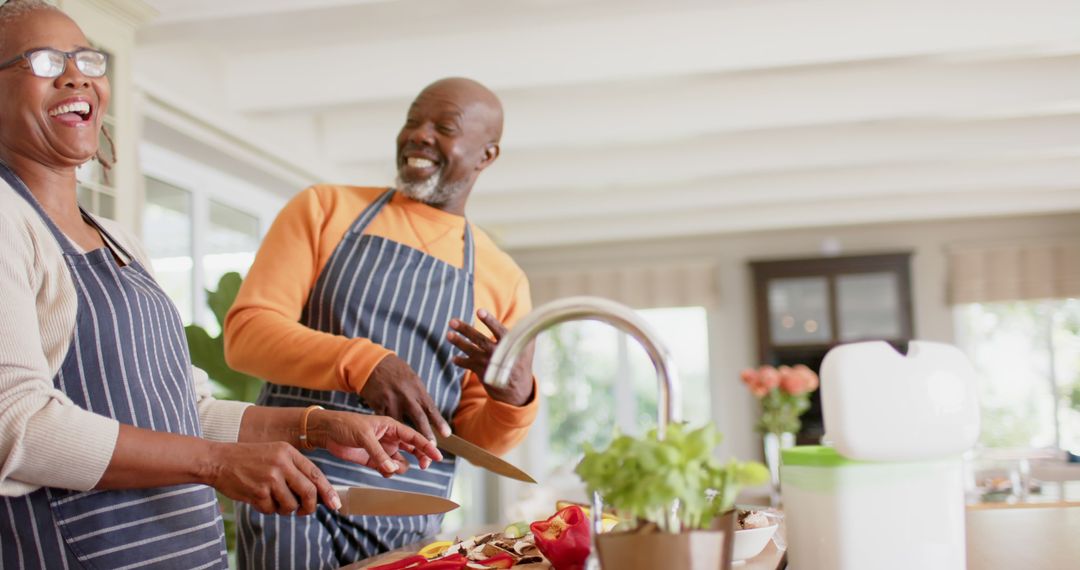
48, 100, 94, 127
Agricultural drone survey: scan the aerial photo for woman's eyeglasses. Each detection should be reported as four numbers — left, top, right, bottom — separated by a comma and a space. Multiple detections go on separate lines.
0, 48, 108, 78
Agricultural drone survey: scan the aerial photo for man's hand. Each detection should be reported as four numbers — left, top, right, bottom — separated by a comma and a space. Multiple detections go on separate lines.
308, 411, 444, 477
360, 354, 452, 441
205, 441, 339, 516
447, 308, 535, 407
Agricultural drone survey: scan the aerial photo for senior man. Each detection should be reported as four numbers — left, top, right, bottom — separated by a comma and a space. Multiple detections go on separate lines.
225, 77, 538, 567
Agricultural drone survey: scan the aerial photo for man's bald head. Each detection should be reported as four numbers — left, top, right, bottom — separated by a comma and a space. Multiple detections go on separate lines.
417, 77, 504, 145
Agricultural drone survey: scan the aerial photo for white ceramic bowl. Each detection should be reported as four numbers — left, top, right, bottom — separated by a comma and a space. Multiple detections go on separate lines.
732, 523, 778, 563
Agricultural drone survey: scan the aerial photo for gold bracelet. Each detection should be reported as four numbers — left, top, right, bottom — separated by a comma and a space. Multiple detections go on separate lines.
298, 405, 324, 451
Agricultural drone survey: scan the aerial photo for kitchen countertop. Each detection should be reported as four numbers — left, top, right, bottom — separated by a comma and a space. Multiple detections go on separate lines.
344, 505, 1077, 569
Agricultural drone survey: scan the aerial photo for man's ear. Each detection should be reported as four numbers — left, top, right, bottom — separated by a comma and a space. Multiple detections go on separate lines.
478, 143, 500, 171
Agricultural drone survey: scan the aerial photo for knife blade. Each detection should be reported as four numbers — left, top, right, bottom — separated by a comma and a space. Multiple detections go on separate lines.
332, 486, 459, 516
436, 433, 537, 484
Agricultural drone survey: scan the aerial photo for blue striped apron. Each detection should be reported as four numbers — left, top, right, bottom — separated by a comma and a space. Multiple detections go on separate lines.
0, 162, 228, 570
237, 189, 474, 569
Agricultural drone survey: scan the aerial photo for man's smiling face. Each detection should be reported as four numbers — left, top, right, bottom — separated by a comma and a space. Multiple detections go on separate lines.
394, 78, 502, 209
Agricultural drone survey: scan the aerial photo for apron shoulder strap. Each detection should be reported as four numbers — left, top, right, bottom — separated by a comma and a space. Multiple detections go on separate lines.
81, 209, 137, 263
0, 160, 81, 256
349, 187, 477, 274
347, 188, 396, 235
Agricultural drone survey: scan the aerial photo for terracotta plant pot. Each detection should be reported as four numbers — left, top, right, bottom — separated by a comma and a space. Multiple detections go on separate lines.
594, 510, 736, 570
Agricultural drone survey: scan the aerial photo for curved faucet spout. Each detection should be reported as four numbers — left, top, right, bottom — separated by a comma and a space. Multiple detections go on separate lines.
482, 296, 682, 434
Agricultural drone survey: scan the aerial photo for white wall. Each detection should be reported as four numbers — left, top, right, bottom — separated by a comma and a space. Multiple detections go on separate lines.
508, 212, 1080, 464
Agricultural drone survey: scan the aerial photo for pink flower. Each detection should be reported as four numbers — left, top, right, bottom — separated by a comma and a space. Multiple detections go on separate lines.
758, 366, 781, 390
740, 367, 772, 398
778, 365, 820, 395
795, 364, 819, 391
779, 367, 804, 395
749, 384, 769, 398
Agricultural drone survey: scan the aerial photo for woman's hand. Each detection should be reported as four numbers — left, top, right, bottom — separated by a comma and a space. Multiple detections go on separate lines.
204, 441, 340, 516
307, 411, 443, 477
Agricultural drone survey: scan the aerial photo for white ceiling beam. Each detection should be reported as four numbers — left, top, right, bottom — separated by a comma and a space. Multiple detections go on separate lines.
143, 0, 397, 25
337, 111, 1080, 193
466, 155, 1080, 224
488, 187, 1080, 250
137, 80, 339, 194
139, 0, 651, 47
319, 54, 1080, 165
221, 0, 1080, 113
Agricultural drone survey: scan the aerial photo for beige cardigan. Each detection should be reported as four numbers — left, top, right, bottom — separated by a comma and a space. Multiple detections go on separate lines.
0, 179, 251, 496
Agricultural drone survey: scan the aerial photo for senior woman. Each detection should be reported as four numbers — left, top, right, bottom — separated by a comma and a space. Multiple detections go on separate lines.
0, 2, 442, 568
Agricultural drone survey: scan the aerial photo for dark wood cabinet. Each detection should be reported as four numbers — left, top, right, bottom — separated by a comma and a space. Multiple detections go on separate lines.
750, 252, 914, 443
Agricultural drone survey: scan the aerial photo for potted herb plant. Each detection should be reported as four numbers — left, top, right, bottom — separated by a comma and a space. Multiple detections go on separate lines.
575, 423, 768, 570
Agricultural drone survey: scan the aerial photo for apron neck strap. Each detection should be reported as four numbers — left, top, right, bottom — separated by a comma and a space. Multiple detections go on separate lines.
353, 189, 476, 273
0, 159, 82, 256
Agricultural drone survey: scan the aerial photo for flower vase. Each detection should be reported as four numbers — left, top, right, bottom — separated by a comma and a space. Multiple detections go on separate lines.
763, 431, 795, 507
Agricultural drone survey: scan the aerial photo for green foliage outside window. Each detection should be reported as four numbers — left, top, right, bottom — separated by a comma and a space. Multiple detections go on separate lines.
957, 299, 1080, 450
537, 323, 619, 474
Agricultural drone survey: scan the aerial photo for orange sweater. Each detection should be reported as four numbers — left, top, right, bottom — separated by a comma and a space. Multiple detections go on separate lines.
224, 185, 537, 455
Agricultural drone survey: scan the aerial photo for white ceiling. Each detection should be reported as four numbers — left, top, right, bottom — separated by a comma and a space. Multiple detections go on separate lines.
135, 0, 1080, 250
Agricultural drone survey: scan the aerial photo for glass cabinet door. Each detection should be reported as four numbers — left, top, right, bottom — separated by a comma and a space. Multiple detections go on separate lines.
767, 276, 833, 345
836, 272, 902, 341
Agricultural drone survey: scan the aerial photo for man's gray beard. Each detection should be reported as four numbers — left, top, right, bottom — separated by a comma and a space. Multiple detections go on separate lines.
395, 170, 467, 207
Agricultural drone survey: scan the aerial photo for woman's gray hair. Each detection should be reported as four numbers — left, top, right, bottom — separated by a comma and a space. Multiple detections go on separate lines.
0, 0, 62, 53
0, 0, 60, 20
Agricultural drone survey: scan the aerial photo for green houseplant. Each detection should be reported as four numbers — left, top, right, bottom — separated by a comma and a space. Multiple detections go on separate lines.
184, 272, 263, 403
575, 423, 768, 569
183, 272, 262, 556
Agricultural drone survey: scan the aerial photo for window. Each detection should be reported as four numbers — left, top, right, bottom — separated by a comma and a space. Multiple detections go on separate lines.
143, 177, 194, 322
531, 306, 712, 475
202, 201, 260, 335
76, 47, 117, 219
140, 176, 262, 332
954, 299, 1080, 452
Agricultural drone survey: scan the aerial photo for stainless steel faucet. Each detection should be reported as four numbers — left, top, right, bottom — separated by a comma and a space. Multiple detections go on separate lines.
482, 296, 685, 567
482, 295, 683, 432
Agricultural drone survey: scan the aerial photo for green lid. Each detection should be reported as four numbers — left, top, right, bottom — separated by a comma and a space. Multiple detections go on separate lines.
780, 446, 860, 467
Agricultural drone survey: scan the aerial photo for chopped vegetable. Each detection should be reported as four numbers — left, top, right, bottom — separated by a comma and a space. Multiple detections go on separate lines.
418, 541, 453, 559
502, 521, 528, 539
421, 553, 467, 569
529, 505, 591, 570
368, 554, 428, 570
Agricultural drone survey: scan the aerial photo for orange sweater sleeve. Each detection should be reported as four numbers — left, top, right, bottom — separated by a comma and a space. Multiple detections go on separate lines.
223, 187, 392, 393
451, 272, 539, 456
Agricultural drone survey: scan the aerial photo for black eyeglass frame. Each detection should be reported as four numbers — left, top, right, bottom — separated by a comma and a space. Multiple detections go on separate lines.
0, 48, 109, 78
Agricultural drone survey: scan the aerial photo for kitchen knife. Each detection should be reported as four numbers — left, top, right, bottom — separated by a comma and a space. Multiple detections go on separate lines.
435, 433, 537, 484
332, 486, 459, 516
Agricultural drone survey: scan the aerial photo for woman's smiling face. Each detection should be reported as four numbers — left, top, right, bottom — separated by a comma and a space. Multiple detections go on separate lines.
0, 9, 110, 169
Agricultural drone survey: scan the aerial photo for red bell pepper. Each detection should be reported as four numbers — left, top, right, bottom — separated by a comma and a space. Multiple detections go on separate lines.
370, 553, 468, 570
368, 555, 427, 570
529, 505, 591, 570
